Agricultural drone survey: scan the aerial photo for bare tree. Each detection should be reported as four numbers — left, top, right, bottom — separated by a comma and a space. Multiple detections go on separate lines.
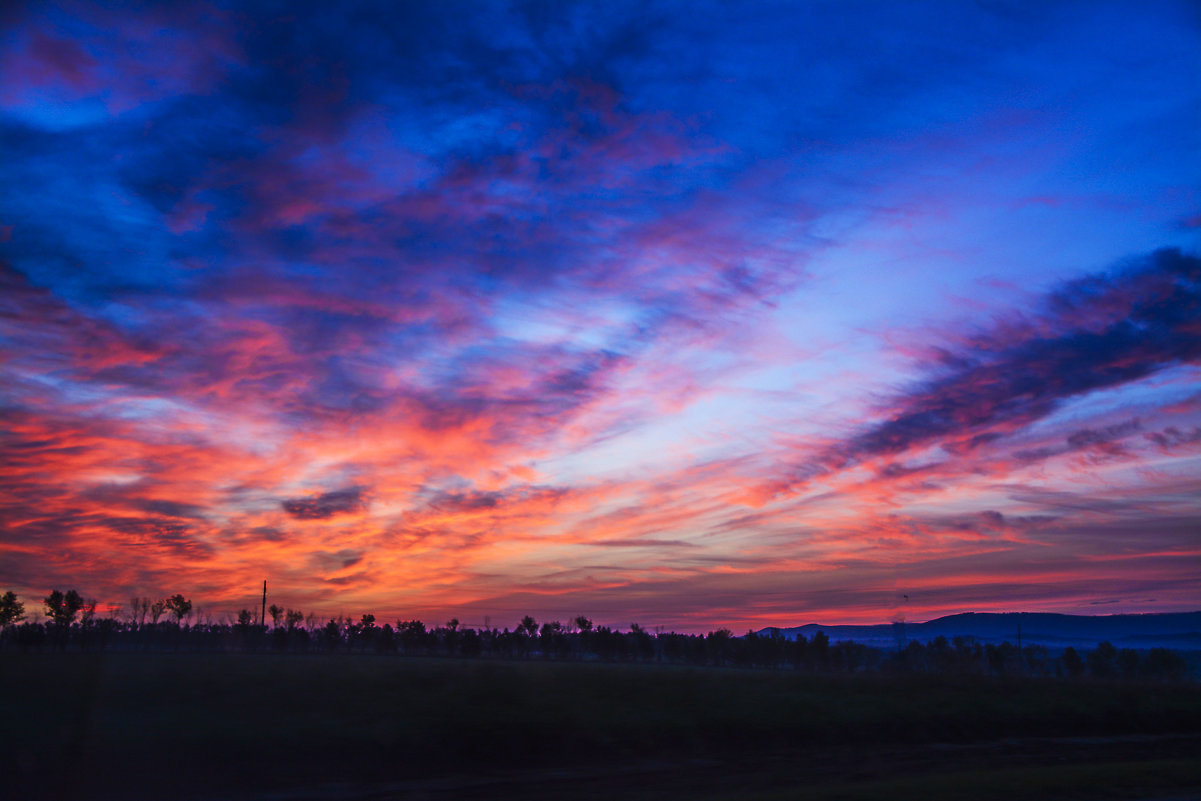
80, 599, 98, 625
129, 597, 151, 626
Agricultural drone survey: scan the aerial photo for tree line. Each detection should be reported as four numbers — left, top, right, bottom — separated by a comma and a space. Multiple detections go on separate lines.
0, 588, 1190, 680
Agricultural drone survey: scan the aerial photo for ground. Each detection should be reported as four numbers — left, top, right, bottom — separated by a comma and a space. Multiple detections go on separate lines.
3, 652, 1199, 800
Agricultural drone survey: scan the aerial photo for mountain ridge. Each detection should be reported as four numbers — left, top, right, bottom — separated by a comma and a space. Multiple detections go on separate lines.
758, 611, 1201, 649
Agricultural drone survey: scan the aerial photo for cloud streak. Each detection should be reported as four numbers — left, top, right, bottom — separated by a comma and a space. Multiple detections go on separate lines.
833, 249, 1199, 469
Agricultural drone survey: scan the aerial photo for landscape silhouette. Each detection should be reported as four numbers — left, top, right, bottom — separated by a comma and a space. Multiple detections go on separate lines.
2, 587, 1200, 800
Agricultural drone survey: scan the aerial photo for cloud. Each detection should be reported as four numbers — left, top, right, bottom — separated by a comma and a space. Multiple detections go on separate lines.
830, 248, 1199, 471
1145, 426, 1201, 451
587, 538, 697, 548
309, 549, 365, 571
1013, 418, 1142, 463
281, 487, 366, 520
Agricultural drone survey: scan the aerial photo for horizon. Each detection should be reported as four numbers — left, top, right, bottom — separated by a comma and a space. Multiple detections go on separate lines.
11, 587, 1201, 634
9, 591, 1201, 636
2, 1, 1199, 636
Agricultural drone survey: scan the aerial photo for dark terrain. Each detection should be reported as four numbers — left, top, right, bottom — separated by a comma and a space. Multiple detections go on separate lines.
3, 652, 1199, 800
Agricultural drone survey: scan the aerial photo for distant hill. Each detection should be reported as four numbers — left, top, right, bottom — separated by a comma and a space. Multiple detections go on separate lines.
758, 611, 1201, 650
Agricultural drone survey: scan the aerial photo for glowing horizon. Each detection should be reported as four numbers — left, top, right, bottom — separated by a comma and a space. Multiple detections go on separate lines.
2, 1, 1199, 633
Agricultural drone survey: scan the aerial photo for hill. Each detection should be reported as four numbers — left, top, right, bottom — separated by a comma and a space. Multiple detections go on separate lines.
759, 611, 1201, 649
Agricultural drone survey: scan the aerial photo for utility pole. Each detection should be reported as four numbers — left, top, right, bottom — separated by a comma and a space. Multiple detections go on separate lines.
261, 580, 267, 627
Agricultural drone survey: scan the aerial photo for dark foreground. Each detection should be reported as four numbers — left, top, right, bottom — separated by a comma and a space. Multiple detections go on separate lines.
3, 652, 1199, 800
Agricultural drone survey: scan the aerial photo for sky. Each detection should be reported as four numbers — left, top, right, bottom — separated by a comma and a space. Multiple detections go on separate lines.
1, 0, 1199, 632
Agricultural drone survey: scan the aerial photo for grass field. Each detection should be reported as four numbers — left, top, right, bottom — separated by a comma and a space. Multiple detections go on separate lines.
3, 652, 1199, 800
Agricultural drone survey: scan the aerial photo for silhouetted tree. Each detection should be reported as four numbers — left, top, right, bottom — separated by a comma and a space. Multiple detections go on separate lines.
322, 619, 343, 651
375, 623, 396, 654
44, 589, 84, 627
352, 614, 377, 652
460, 626, 481, 657
80, 599, 98, 626
1117, 647, 1140, 679
3, 592, 1195, 680
43, 589, 84, 649
629, 623, 654, 662
268, 604, 284, 628
0, 591, 24, 627
1023, 644, 1050, 675
832, 640, 872, 673
1144, 647, 1186, 680
1061, 646, 1085, 677
397, 620, 426, 654
810, 629, 830, 670
706, 629, 733, 666
1087, 641, 1117, 678
164, 594, 192, 624
129, 597, 151, 626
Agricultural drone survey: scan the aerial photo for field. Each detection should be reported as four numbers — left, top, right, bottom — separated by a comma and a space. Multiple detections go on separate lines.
3, 652, 1200, 800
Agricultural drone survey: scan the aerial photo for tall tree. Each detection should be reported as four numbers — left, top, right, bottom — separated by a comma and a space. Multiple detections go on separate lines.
44, 589, 84, 627
129, 597, 151, 626
0, 591, 25, 627
164, 594, 192, 624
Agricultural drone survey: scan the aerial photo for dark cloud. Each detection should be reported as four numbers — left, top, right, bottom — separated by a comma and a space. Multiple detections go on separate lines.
426, 490, 502, 513
130, 498, 210, 520
306, 549, 366, 575
1146, 426, 1201, 451
1001, 486, 1161, 517
244, 526, 288, 543
922, 509, 1054, 535
588, 538, 697, 548
417, 485, 571, 516
97, 516, 214, 559
1065, 419, 1142, 450
78, 483, 211, 520
834, 249, 1200, 467
1014, 418, 1143, 463
281, 487, 365, 520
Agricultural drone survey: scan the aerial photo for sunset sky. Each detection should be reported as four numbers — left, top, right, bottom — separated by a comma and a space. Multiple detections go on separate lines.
2, 1, 1199, 632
